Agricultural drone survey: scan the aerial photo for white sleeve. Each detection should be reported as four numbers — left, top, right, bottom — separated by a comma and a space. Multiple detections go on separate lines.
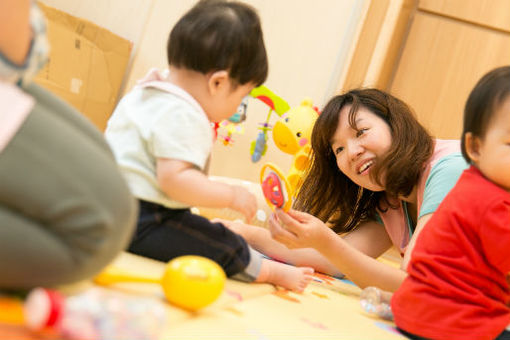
150, 101, 212, 170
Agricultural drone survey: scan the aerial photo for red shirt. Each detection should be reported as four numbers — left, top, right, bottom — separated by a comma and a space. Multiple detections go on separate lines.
392, 166, 510, 340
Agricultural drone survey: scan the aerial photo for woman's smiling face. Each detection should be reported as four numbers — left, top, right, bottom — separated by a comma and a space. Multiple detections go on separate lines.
330, 105, 392, 192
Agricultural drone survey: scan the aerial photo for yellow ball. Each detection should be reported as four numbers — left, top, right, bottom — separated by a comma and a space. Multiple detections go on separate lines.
161, 256, 226, 311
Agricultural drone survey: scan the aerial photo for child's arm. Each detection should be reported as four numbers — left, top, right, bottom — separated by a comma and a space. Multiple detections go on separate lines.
156, 158, 256, 222
401, 214, 432, 271
0, 0, 31, 65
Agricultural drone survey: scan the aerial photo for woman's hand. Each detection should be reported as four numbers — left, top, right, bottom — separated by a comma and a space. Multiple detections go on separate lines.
268, 208, 335, 249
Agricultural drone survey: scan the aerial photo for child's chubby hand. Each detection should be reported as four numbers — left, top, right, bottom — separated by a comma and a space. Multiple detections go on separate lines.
229, 185, 257, 223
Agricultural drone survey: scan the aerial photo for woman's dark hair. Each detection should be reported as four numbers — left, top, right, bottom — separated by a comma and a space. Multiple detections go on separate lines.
461, 66, 510, 162
167, 0, 268, 87
294, 89, 433, 233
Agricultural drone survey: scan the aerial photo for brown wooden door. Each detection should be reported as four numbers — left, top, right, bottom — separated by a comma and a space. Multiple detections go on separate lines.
341, 0, 510, 139
390, 0, 510, 139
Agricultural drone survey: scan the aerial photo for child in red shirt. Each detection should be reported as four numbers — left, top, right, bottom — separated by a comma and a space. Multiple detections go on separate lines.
392, 66, 510, 340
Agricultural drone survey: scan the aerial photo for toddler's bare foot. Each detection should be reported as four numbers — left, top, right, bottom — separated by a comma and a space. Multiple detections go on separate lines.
256, 259, 314, 293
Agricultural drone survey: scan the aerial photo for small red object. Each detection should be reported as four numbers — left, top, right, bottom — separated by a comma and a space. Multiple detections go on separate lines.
262, 171, 285, 208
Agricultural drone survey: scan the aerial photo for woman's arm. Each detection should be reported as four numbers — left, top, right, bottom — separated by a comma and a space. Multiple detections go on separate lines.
401, 213, 432, 270
216, 218, 344, 277
0, 0, 31, 65
270, 209, 407, 292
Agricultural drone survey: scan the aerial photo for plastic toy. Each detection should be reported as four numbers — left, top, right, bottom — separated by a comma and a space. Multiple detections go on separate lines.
214, 97, 248, 145
251, 130, 268, 162
228, 96, 248, 123
94, 255, 226, 311
260, 163, 292, 211
24, 287, 166, 339
218, 120, 245, 146
250, 86, 319, 195
271, 98, 319, 194
360, 286, 394, 320
249, 85, 290, 162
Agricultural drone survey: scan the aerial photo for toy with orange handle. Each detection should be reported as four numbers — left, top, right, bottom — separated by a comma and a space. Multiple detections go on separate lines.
94, 255, 226, 311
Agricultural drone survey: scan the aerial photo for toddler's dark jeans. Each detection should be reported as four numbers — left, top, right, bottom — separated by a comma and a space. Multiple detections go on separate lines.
128, 200, 252, 278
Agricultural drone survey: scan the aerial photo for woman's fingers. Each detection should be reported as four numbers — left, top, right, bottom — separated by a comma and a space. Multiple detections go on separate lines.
274, 209, 303, 234
268, 212, 299, 248
274, 208, 329, 250
286, 209, 311, 222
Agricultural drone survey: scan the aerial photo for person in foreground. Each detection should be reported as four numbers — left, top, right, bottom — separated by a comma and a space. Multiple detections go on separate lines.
222, 88, 468, 292
392, 66, 510, 340
105, 0, 313, 292
0, 0, 137, 288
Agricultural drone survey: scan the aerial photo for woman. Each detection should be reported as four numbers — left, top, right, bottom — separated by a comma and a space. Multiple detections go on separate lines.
222, 88, 468, 292
0, 0, 136, 288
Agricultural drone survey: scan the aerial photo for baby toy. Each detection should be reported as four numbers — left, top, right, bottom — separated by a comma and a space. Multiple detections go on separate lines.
249, 86, 319, 197
271, 98, 319, 195
24, 287, 166, 339
217, 120, 245, 146
228, 96, 248, 124
260, 163, 292, 212
94, 255, 226, 311
249, 85, 290, 162
214, 97, 248, 145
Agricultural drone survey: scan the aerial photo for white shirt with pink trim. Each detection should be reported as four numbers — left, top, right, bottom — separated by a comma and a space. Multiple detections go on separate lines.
105, 69, 213, 209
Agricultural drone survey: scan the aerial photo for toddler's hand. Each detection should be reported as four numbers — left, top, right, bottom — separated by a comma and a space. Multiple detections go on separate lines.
229, 185, 257, 223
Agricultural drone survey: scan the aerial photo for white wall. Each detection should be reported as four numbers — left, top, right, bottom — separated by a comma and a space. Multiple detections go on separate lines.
41, 0, 368, 183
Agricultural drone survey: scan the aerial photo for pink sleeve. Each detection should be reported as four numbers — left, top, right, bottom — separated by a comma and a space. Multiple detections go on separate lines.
0, 82, 34, 152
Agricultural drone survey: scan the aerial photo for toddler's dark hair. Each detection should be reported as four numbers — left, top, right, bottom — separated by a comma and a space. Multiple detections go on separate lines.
167, 0, 268, 87
461, 66, 510, 162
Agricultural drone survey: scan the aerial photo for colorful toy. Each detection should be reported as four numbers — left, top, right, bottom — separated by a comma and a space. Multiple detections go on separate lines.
249, 86, 319, 197
271, 98, 319, 194
214, 97, 248, 145
251, 130, 268, 162
260, 163, 292, 211
94, 255, 226, 311
228, 97, 248, 123
249, 86, 290, 162
218, 120, 245, 146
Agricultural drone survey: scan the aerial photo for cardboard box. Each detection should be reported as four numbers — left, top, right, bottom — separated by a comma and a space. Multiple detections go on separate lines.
34, 2, 132, 131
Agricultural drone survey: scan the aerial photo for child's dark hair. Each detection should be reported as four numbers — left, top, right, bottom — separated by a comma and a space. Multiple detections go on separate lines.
167, 0, 268, 87
294, 89, 433, 233
461, 66, 510, 162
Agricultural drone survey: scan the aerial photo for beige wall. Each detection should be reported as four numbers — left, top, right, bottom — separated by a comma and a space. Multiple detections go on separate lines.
39, 0, 370, 182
